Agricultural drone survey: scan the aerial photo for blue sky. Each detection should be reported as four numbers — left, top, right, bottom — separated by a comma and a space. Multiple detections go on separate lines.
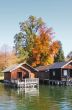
0, 0, 72, 57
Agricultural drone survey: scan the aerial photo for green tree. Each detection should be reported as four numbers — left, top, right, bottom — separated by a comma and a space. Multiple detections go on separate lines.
14, 16, 44, 63
20, 15, 44, 36
14, 15, 60, 66
54, 41, 65, 62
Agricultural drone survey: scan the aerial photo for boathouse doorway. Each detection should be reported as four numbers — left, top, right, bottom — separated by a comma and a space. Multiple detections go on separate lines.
17, 71, 29, 80
18, 72, 22, 80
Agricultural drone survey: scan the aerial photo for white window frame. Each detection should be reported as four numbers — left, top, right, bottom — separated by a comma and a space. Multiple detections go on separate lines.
53, 71, 55, 76
63, 70, 67, 76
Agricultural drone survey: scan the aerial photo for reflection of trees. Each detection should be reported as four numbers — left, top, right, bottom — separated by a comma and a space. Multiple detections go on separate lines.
37, 86, 60, 110
0, 84, 17, 103
0, 84, 72, 110
0, 84, 17, 110
63, 87, 72, 109
39, 85, 72, 110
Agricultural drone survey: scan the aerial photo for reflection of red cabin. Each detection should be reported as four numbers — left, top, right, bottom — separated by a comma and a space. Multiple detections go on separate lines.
3, 63, 37, 82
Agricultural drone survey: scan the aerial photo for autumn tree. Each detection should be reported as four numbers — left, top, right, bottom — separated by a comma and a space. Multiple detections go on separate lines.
0, 51, 17, 71
30, 27, 60, 67
54, 41, 65, 62
7, 51, 18, 66
14, 16, 44, 63
14, 15, 60, 66
0, 45, 17, 71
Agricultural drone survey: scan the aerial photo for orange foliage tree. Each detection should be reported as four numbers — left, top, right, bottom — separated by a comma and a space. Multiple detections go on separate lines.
0, 50, 17, 71
31, 27, 60, 67
7, 51, 18, 67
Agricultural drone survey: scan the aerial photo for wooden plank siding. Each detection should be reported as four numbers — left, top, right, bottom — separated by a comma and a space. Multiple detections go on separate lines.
4, 72, 11, 80
36, 71, 49, 80
49, 69, 61, 80
11, 68, 29, 80
4, 64, 36, 82
63, 65, 72, 69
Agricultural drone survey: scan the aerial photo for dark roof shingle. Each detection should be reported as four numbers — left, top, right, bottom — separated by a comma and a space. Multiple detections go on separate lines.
35, 61, 72, 71
35, 65, 49, 71
48, 61, 68, 69
3, 62, 38, 73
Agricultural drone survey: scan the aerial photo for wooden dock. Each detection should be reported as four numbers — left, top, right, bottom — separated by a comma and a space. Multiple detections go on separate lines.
4, 78, 72, 87
4, 78, 39, 88
39, 79, 72, 86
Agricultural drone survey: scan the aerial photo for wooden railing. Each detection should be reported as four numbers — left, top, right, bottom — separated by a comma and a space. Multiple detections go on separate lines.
24, 78, 39, 88
25, 78, 39, 84
11, 78, 39, 88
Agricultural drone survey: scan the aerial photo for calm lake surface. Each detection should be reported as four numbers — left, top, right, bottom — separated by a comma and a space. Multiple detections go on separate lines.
0, 83, 72, 110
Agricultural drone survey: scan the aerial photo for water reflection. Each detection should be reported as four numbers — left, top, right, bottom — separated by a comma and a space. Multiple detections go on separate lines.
39, 86, 72, 110
25, 88, 39, 97
0, 84, 72, 110
17, 87, 39, 97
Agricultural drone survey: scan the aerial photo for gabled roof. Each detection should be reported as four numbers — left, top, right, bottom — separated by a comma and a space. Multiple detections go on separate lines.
2, 63, 37, 73
36, 60, 72, 71
2, 64, 19, 72
47, 62, 67, 69
49, 60, 72, 69
23, 63, 38, 72
35, 65, 49, 71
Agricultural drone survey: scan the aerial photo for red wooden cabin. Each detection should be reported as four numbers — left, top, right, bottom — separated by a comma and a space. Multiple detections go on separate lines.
3, 63, 37, 82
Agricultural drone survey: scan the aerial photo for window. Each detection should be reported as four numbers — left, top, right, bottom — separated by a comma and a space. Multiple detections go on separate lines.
53, 71, 55, 76
63, 70, 67, 76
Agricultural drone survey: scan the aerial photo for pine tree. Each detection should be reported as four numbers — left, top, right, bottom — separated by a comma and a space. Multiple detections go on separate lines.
54, 41, 65, 62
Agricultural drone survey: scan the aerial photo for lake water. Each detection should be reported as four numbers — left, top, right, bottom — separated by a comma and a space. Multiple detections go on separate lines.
0, 83, 72, 110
